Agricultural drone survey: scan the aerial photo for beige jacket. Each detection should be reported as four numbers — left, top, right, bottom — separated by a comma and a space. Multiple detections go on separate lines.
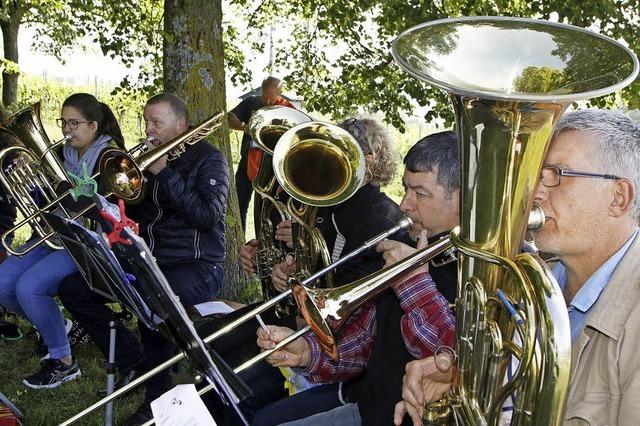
564, 232, 640, 425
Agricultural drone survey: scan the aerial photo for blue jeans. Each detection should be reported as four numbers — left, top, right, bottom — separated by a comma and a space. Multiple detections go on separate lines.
251, 383, 341, 426
280, 403, 361, 426
0, 242, 77, 359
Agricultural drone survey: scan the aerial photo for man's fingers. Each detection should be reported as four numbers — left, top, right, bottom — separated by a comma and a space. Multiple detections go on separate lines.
402, 377, 423, 408
434, 352, 454, 372
416, 229, 429, 250
393, 401, 408, 426
403, 401, 424, 426
376, 239, 390, 252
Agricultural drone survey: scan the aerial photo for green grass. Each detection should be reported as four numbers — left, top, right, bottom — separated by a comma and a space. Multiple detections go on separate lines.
0, 315, 143, 425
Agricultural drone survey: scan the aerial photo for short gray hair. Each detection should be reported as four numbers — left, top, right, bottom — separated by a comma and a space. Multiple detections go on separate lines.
404, 131, 459, 198
146, 93, 189, 126
554, 109, 640, 222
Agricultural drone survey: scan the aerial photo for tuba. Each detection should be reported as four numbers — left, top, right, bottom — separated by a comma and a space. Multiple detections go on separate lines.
273, 121, 365, 288
389, 17, 639, 425
246, 105, 311, 305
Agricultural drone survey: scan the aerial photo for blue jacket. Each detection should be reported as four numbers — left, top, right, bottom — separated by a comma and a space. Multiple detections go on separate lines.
126, 140, 230, 266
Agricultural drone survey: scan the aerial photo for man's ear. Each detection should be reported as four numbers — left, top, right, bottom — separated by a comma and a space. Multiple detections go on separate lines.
609, 179, 634, 217
177, 116, 187, 133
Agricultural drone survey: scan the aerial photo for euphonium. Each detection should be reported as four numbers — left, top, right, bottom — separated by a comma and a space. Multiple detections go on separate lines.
246, 105, 311, 305
391, 16, 639, 425
273, 121, 365, 288
0, 102, 72, 253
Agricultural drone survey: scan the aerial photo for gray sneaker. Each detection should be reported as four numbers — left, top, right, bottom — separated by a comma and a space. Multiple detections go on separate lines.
23, 357, 81, 389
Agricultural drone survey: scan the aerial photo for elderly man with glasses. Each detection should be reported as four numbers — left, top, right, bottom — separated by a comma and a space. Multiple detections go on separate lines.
394, 109, 640, 426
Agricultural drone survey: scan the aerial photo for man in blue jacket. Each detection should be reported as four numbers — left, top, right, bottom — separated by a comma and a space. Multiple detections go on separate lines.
59, 93, 230, 425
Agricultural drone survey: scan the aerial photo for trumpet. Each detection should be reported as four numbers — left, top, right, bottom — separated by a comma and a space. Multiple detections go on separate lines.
99, 112, 225, 201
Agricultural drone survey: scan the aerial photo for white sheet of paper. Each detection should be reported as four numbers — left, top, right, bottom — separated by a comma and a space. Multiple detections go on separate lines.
150, 384, 217, 426
194, 301, 236, 317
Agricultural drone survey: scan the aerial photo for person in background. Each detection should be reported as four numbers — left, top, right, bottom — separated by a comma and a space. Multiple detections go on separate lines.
228, 76, 290, 230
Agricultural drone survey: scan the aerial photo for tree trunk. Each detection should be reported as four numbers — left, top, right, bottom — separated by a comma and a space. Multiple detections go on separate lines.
163, 0, 248, 300
0, 4, 23, 108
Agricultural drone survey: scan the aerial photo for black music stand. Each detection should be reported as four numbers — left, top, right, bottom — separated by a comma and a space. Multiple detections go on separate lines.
42, 212, 158, 329
44, 212, 250, 425
112, 228, 251, 424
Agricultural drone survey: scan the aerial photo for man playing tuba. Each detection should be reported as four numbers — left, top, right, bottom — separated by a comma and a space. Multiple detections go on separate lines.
394, 109, 640, 426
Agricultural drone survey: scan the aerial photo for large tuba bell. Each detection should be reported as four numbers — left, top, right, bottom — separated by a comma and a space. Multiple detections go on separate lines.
0, 102, 73, 253
389, 16, 639, 425
246, 105, 311, 305
273, 121, 365, 288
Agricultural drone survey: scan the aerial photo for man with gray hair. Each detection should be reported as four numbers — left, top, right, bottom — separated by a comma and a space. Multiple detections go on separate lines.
394, 109, 640, 426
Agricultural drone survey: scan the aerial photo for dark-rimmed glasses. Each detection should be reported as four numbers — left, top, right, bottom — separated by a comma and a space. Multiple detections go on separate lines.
540, 165, 622, 187
56, 118, 93, 130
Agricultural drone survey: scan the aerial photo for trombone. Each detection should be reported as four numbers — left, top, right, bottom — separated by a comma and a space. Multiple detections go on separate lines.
63, 206, 544, 425
60, 216, 413, 425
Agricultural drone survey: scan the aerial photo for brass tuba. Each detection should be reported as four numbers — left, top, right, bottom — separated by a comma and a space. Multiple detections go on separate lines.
389, 16, 639, 425
273, 121, 365, 289
246, 105, 311, 305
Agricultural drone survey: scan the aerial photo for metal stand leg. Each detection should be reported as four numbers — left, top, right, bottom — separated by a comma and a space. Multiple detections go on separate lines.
105, 320, 117, 426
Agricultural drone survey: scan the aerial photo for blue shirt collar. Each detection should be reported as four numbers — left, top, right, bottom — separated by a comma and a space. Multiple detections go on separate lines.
553, 228, 639, 313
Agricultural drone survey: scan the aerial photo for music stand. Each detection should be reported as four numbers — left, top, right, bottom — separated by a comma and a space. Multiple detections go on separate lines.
44, 210, 250, 425
112, 228, 251, 425
42, 212, 158, 329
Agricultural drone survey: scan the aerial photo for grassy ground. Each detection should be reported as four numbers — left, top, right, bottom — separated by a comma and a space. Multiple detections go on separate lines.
0, 314, 143, 425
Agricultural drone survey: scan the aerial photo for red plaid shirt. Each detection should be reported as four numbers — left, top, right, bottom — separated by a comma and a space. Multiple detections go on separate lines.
302, 271, 455, 382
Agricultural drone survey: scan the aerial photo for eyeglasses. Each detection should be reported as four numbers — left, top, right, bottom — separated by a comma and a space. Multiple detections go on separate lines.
341, 118, 369, 153
56, 118, 93, 130
539, 165, 622, 187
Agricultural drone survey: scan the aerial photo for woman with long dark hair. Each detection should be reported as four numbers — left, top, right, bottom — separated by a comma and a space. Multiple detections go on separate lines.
0, 93, 124, 389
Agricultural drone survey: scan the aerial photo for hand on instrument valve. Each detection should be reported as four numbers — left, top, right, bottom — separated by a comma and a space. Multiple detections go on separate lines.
271, 254, 296, 293
393, 352, 456, 426
376, 229, 428, 284
274, 219, 293, 248
239, 239, 259, 275
257, 325, 311, 368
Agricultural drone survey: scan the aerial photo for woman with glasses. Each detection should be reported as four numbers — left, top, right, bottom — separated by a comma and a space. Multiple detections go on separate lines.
0, 93, 124, 389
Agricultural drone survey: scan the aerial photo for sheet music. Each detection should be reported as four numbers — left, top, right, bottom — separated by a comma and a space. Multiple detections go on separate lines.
194, 301, 236, 317
150, 384, 216, 426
